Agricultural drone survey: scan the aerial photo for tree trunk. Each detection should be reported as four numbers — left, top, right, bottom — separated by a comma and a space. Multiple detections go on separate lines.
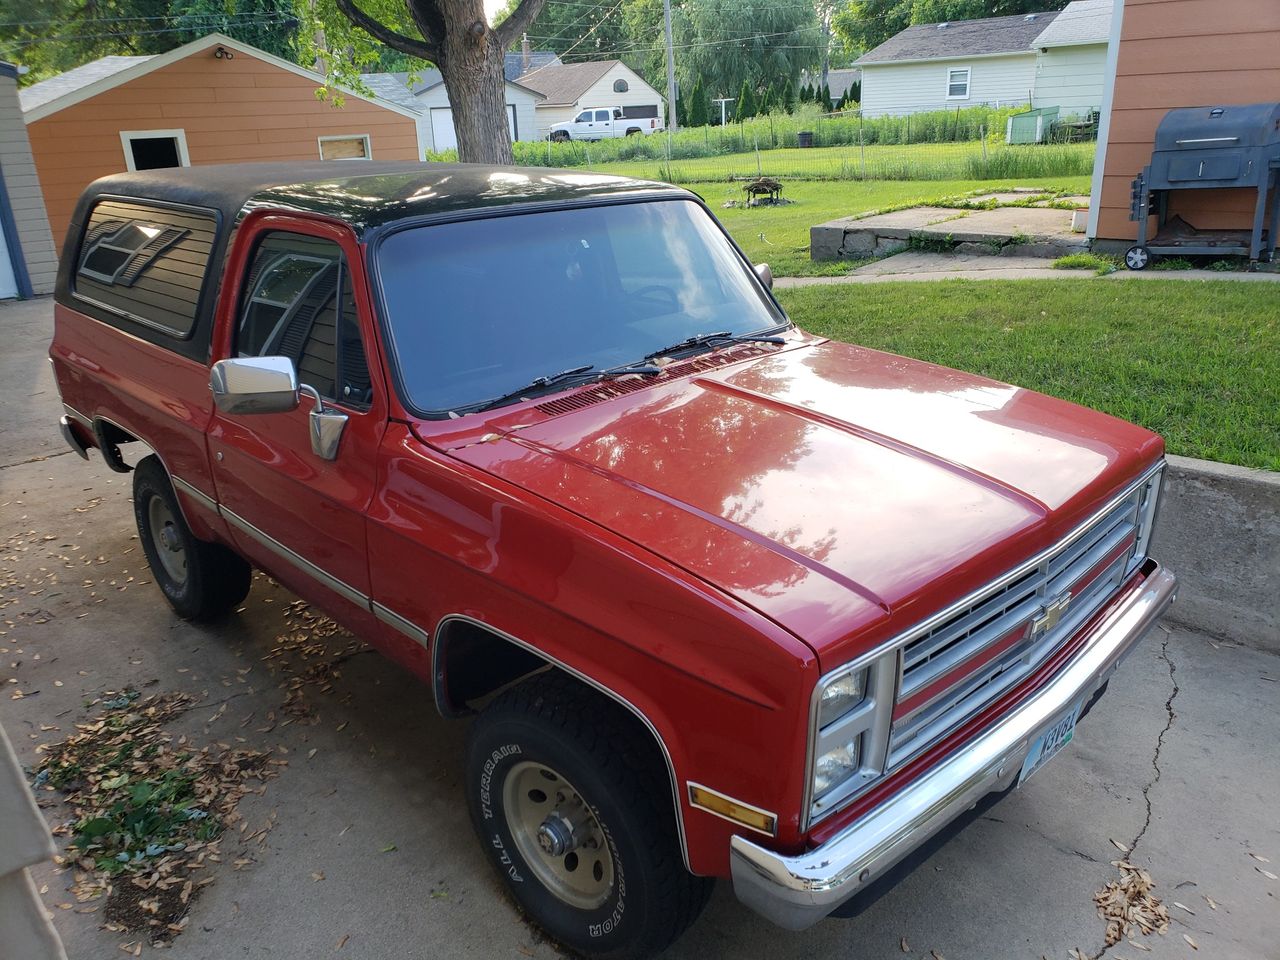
437, 12, 513, 165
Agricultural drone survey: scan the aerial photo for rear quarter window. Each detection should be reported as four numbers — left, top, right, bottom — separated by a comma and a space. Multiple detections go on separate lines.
72, 199, 219, 340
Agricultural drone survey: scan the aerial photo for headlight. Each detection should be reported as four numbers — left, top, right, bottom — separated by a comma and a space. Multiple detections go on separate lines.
808, 657, 896, 825
813, 736, 860, 795
817, 670, 866, 727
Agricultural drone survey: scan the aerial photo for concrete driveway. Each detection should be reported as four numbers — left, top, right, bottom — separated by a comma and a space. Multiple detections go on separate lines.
2, 297, 1277, 959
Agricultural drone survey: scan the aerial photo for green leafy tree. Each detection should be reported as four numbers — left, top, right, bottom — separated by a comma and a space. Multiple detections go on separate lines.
3, 0, 302, 82
500, 0, 630, 62
733, 78, 755, 122
835, 0, 1069, 53
674, 0, 820, 108
819, 82, 831, 108
298, 0, 551, 164
781, 77, 795, 113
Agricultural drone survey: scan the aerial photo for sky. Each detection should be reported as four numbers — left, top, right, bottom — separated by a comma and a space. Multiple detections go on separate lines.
484, 0, 507, 21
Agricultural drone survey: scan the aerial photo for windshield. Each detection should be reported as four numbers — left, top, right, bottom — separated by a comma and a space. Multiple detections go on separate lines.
376, 199, 787, 415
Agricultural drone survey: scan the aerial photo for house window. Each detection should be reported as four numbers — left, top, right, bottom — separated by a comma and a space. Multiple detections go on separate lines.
119, 129, 190, 172
318, 135, 372, 161
613, 78, 629, 93
946, 68, 971, 100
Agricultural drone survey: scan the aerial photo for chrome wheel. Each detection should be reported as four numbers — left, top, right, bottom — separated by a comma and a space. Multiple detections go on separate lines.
147, 495, 187, 585
502, 760, 614, 910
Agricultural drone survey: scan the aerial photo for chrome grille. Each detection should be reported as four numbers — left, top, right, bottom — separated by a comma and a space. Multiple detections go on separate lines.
887, 475, 1157, 769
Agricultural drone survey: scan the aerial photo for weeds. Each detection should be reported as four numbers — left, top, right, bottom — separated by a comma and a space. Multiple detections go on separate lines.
1053, 253, 1120, 276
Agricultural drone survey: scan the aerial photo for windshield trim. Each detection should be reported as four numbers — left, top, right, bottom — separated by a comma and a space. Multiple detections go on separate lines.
366, 194, 792, 421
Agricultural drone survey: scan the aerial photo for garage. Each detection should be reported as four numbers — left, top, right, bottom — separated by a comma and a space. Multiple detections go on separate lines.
430, 104, 518, 152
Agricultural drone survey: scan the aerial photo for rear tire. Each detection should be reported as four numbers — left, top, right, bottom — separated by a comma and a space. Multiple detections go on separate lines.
134, 456, 251, 621
465, 673, 711, 959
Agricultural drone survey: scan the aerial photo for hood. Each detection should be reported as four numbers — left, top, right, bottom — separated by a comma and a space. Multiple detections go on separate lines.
444, 339, 1162, 668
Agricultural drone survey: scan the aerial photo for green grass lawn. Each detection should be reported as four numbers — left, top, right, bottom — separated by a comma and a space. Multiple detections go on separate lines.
687, 177, 1093, 277
775, 280, 1280, 471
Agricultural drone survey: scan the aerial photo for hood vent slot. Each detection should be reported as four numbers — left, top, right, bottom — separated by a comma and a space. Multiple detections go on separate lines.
534, 343, 774, 417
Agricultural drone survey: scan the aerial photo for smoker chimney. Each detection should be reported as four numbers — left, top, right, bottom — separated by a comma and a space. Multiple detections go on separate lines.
522, 33, 531, 74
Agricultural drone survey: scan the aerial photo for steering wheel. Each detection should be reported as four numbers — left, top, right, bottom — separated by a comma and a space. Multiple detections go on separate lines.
628, 285, 680, 313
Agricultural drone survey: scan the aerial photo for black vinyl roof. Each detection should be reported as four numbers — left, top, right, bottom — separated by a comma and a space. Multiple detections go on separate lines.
75, 161, 679, 237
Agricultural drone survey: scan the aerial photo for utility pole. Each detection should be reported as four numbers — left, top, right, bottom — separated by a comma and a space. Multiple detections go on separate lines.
662, 0, 679, 131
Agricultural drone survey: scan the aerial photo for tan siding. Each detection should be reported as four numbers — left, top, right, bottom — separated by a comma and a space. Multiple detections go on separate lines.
0, 74, 58, 294
28, 48, 420, 239
1097, 0, 1280, 241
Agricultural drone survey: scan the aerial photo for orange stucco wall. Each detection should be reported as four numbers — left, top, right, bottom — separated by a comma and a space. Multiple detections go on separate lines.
1096, 0, 1280, 242
28, 46, 420, 241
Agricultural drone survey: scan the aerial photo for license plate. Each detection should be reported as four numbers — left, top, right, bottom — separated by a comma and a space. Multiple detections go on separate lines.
1019, 700, 1083, 785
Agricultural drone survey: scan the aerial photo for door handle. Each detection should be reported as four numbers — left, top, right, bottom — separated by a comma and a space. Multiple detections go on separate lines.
300, 385, 348, 461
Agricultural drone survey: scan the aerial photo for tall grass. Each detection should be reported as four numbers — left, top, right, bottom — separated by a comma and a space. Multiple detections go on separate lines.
423, 103, 1096, 184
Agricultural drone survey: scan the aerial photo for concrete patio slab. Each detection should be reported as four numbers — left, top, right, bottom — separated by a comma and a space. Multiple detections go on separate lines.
812, 205, 1087, 262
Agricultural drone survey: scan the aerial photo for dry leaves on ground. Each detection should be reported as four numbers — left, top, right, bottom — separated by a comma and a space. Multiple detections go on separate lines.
34, 691, 276, 944
1093, 860, 1171, 946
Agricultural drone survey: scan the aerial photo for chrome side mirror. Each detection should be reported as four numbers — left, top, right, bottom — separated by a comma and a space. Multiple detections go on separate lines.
301, 385, 348, 462
754, 262, 773, 290
210, 356, 299, 415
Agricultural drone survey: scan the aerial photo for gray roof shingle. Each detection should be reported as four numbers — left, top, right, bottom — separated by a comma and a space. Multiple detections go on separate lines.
517, 60, 618, 106
19, 55, 153, 112
360, 73, 425, 113
505, 51, 560, 81
855, 11, 1060, 65
1031, 0, 1112, 48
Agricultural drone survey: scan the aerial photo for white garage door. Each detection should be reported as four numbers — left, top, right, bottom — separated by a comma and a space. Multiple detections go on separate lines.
0, 226, 17, 300
430, 105, 518, 152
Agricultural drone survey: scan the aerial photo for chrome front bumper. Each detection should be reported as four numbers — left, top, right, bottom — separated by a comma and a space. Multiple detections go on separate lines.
730, 560, 1178, 931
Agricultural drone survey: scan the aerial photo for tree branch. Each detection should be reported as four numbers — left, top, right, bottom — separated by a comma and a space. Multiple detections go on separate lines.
494, 0, 550, 49
335, 0, 440, 61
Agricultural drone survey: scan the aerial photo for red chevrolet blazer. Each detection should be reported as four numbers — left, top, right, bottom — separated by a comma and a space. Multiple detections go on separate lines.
51, 162, 1177, 958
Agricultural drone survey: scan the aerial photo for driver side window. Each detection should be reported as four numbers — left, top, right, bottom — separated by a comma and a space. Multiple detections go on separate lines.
238, 232, 373, 409
575, 111, 592, 122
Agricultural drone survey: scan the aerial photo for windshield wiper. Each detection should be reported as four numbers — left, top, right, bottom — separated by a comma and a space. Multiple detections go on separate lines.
475, 362, 661, 413
644, 330, 786, 360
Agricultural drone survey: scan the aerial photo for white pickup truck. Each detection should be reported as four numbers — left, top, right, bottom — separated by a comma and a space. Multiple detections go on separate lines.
548, 106, 664, 141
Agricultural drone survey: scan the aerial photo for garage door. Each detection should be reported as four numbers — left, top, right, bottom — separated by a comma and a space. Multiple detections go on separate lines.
430, 105, 518, 152
0, 225, 17, 300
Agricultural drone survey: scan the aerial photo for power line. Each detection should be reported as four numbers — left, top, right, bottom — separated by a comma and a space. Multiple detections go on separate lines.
0, 17, 295, 52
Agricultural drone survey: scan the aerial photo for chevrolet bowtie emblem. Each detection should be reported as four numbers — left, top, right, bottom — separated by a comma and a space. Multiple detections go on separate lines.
1032, 593, 1072, 637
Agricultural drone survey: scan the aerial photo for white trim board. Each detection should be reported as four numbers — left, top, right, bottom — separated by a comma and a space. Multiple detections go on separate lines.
1087, 0, 1127, 240
23, 33, 424, 125
119, 128, 191, 171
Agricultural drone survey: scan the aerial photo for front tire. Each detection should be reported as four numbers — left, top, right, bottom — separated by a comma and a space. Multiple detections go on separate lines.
133, 456, 251, 621
466, 674, 711, 959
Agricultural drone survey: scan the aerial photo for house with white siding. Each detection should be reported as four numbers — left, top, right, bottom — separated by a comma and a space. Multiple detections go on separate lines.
516, 61, 664, 141
855, 12, 1057, 118
362, 71, 544, 154
1030, 0, 1112, 118
0, 61, 57, 298
856, 5, 1112, 121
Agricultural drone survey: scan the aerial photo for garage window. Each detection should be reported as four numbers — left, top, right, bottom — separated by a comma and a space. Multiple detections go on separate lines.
319, 135, 372, 161
119, 129, 190, 171
946, 68, 970, 100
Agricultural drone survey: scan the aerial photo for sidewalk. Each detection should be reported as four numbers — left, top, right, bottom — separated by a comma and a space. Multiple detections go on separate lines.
776, 251, 1280, 287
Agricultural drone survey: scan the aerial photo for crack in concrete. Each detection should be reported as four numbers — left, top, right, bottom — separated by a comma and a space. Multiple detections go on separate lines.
0, 449, 72, 470
980, 815, 1101, 863
1090, 633, 1180, 960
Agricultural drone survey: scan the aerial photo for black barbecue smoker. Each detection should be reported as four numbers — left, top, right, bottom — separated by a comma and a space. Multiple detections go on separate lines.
1127, 102, 1280, 269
